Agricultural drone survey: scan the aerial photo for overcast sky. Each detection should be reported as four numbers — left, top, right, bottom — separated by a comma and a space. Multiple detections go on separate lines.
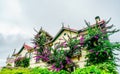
0, 0, 120, 71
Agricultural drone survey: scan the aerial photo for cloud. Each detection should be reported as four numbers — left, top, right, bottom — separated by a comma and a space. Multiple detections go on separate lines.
1, 0, 23, 20
0, 22, 27, 36
0, 32, 31, 66
0, 59, 6, 65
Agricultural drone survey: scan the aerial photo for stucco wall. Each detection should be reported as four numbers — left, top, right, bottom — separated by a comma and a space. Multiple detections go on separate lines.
52, 30, 78, 48
51, 30, 87, 68
19, 49, 28, 57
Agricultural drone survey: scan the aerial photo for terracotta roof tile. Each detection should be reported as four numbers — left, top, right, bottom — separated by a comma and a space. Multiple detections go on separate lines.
24, 44, 32, 50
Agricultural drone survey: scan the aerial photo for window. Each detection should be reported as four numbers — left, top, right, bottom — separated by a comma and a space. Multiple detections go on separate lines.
64, 33, 66, 36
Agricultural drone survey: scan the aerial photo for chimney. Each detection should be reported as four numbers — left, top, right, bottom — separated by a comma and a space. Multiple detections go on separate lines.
95, 16, 100, 23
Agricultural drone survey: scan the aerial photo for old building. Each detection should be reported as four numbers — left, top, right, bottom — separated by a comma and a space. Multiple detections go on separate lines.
6, 17, 105, 68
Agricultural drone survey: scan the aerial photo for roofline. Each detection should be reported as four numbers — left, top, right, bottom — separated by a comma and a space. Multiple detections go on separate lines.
36, 29, 53, 39
12, 44, 33, 56
45, 27, 78, 44
78, 20, 105, 33
45, 20, 105, 45
42, 30, 53, 39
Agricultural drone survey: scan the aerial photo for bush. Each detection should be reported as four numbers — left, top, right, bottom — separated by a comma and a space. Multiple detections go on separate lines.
71, 66, 104, 74
31, 67, 50, 74
72, 62, 118, 74
15, 57, 30, 67
0, 62, 118, 74
0, 67, 31, 74
31, 67, 69, 74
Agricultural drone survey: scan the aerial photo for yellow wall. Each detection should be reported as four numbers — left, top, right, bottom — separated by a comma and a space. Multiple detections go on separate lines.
52, 30, 78, 48
51, 30, 87, 68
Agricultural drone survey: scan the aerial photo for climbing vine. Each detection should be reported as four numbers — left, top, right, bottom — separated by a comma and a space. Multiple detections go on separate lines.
33, 17, 120, 72
84, 19, 120, 66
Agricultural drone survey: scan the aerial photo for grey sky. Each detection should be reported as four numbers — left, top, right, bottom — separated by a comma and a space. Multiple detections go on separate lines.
0, 0, 120, 72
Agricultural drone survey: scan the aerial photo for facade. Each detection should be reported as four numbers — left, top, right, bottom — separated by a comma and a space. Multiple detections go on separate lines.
6, 19, 105, 68
46, 26, 87, 68
6, 44, 33, 67
13, 44, 33, 58
47, 27, 78, 47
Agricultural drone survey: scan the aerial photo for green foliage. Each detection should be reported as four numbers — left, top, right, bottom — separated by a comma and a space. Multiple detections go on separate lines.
0, 62, 118, 74
66, 36, 82, 58
96, 62, 117, 74
84, 19, 120, 66
72, 66, 104, 74
32, 17, 120, 72
48, 35, 83, 71
0, 68, 31, 74
72, 62, 118, 74
31, 67, 51, 74
49, 47, 74, 71
15, 57, 30, 67
33, 30, 50, 63
34, 31, 46, 47
6, 63, 12, 66
34, 29, 82, 71
31, 67, 70, 74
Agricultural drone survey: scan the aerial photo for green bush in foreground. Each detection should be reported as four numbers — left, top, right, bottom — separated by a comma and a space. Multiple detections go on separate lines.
31, 67, 69, 74
0, 62, 118, 74
0, 67, 31, 74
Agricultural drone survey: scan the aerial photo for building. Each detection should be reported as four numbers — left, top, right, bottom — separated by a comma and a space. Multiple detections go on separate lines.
6, 44, 33, 67
6, 17, 105, 68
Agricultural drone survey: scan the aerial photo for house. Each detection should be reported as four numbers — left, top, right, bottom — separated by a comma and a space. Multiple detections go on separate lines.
12, 44, 33, 58
7, 17, 106, 68
6, 44, 33, 67
46, 26, 78, 47
45, 26, 87, 68
45, 19, 105, 68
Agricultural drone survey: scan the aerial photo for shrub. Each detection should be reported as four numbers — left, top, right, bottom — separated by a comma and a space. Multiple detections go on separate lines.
0, 67, 31, 74
31, 67, 69, 74
15, 57, 30, 67
71, 62, 118, 74
84, 19, 120, 66
0, 63, 118, 74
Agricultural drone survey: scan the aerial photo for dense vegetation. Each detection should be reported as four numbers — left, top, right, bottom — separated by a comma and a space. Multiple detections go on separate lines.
0, 62, 118, 74
15, 57, 30, 67
33, 17, 120, 72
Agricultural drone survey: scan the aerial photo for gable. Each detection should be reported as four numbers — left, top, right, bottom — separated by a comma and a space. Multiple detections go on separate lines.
52, 29, 78, 47
12, 44, 33, 57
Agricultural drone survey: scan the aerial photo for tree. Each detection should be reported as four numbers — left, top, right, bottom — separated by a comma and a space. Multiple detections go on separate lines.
84, 18, 120, 66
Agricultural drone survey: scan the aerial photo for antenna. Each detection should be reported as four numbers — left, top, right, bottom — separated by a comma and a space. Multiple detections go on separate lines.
12, 49, 16, 56
67, 24, 72, 38
33, 28, 38, 33
40, 26, 42, 31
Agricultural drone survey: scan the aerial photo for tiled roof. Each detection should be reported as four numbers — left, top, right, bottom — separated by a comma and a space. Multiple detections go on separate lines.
24, 44, 32, 50
12, 44, 33, 56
